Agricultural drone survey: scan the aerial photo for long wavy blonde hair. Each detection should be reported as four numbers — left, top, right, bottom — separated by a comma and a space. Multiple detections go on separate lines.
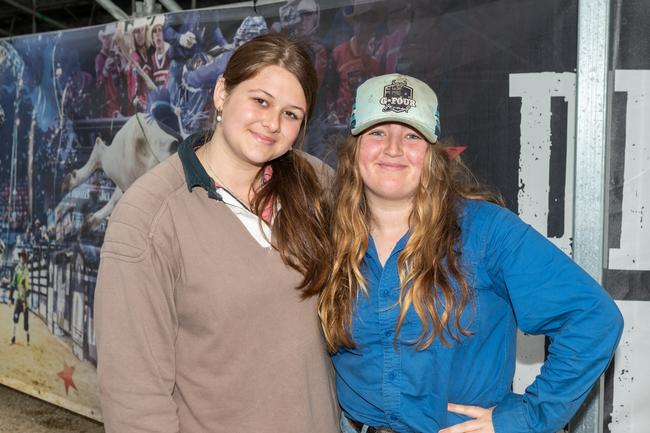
318, 135, 503, 352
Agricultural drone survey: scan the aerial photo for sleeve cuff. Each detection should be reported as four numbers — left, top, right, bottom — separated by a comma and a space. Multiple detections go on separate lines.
492, 392, 529, 433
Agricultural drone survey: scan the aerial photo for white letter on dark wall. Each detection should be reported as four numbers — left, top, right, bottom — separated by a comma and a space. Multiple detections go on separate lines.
510, 72, 576, 255
509, 72, 576, 393
608, 70, 650, 271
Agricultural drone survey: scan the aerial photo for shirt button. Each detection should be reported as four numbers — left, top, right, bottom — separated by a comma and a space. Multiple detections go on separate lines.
388, 372, 396, 380
384, 329, 392, 337
381, 289, 389, 297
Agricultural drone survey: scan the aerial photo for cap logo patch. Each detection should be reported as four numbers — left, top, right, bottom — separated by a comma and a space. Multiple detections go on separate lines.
380, 79, 416, 113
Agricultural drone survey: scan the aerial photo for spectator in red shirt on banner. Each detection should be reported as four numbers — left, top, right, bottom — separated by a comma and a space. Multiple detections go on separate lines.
327, 0, 384, 124
149, 15, 171, 88
126, 18, 153, 114
95, 23, 127, 117
375, 1, 413, 73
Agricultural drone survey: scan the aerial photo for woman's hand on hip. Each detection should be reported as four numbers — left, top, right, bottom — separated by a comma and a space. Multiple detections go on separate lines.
439, 403, 495, 433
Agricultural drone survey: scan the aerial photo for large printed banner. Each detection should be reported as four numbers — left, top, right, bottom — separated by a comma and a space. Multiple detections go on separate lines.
0, 0, 646, 429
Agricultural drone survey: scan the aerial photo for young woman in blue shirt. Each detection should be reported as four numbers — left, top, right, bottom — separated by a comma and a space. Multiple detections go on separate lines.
318, 73, 623, 433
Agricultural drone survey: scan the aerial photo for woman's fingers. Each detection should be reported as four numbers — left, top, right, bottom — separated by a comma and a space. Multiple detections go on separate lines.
439, 419, 482, 433
447, 403, 489, 418
441, 403, 495, 433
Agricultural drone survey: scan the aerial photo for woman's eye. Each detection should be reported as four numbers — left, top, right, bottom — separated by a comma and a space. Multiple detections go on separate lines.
253, 97, 268, 106
368, 130, 385, 137
406, 133, 422, 140
284, 111, 299, 121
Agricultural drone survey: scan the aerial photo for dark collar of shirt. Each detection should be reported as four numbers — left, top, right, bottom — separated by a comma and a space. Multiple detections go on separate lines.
177, 131, 222, 200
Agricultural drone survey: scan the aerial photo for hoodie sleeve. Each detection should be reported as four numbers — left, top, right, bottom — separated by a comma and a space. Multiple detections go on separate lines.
95, 187, 182, 433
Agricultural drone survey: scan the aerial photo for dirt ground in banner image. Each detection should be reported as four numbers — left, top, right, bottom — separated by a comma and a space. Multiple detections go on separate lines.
0, 303, 102, 426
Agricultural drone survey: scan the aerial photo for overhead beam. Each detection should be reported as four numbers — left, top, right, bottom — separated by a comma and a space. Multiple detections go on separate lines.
0, 0, 82, 19
94, 0, 129, 20
20, 0, 89, 12
159, 0, 182, 12
1, 0, 68, 29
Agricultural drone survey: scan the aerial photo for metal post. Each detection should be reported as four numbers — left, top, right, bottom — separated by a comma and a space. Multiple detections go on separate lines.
571, 0, 611, 432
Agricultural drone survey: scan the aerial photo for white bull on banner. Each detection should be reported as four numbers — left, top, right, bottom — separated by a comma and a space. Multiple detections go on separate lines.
60, 113, 179, 232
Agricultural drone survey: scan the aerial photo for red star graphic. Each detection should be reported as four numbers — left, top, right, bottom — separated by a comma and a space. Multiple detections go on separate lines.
57, 362, 77, 395
446, 146, 467, 159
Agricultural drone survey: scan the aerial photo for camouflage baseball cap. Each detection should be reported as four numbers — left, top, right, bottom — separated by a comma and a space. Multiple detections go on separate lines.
350, 73, 441, 143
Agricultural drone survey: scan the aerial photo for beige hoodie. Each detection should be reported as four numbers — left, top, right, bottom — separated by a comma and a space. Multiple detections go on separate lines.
95, 135, 339, 433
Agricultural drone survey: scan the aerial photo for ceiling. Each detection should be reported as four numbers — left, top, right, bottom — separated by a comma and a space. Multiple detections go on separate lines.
0, 0, 243, 38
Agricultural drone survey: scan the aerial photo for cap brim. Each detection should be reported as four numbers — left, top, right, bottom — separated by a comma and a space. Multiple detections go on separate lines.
351, 115, 437, 143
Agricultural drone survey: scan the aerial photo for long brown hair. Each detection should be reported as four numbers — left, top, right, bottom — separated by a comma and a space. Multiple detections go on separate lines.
215, 33, 327, 296
318, 136, 503, 352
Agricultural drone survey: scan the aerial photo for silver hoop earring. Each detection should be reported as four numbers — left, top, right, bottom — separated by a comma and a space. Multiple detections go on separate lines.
216, 108, 223, 123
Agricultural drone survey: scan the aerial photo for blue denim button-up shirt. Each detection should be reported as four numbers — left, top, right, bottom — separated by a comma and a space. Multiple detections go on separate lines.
332, 200, 623, 433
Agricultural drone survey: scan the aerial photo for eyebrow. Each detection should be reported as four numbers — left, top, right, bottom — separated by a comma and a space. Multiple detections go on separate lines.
249, 88, 306, 113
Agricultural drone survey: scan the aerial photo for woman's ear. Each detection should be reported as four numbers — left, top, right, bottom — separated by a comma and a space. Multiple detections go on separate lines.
213, 77, 227, 110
